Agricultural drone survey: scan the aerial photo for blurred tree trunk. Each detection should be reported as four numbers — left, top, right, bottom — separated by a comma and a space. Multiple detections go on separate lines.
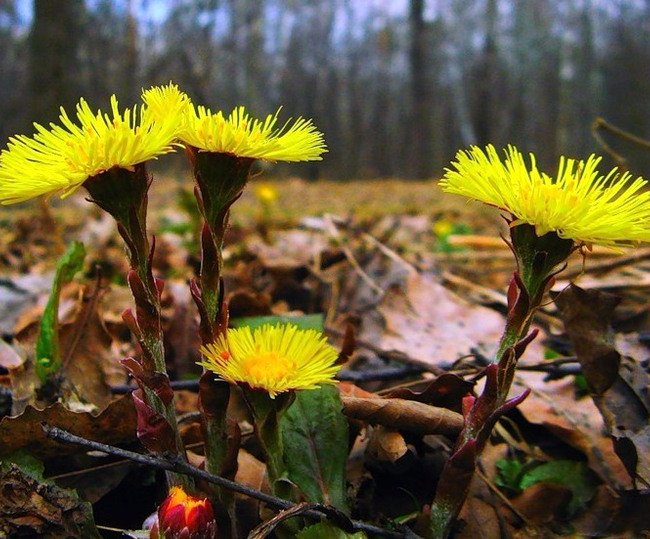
409, 0, 433, 178
29, 0, 84, 123
124, 0, 139, 102
474, 0, 498, 146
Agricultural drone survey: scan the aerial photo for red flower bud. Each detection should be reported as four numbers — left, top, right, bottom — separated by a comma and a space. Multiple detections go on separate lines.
157, 486, 217, 539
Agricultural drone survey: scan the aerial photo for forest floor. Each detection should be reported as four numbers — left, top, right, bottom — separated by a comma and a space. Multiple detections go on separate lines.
0, 176, 649, 537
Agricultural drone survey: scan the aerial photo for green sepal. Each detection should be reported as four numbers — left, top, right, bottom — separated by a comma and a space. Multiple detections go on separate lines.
509, 223, 574, 298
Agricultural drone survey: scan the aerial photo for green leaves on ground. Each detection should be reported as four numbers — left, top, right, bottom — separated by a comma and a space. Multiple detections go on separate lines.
496, 458, 597, 515
35, 241, 85, 381
281, 385, 350, 511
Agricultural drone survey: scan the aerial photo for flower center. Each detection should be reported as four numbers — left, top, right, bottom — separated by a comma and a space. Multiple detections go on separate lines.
241, 350, 294, 385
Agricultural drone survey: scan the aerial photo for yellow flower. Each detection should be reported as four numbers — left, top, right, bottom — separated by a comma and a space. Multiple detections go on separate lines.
0, 94, 183, 204
440, 144, 650, 247
199, 324, 340, 397
141, 82, 191, 133
255, 182, 278, 204
180, 104, 327, 161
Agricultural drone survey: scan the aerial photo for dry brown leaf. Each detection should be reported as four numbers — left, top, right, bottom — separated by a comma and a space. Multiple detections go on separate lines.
510, 483, 573, 526
361, 268, 543, 368
246, 230, 328, 270
554, 284, 650, 487
0, 463, 100, 538
341, 395, 463, 437
10, 282, 118, 413
0, 338, 23, 370
162, 280, 201, 378
366, 426, 409, 463
0, 394, 136, 459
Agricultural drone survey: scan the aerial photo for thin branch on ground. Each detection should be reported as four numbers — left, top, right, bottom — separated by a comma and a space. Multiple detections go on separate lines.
561, 247, 650, 279
110, 365, 428, 395
42, 424, 410, 538
326, 325, 445, 375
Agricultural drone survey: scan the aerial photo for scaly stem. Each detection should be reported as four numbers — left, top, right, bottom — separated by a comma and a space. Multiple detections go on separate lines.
428, 224, 574, 538
187, 149, 255, 478
83, 165, 190, 489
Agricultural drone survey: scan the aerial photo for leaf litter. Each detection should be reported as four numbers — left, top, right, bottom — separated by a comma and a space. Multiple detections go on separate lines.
0, 178, 649, 536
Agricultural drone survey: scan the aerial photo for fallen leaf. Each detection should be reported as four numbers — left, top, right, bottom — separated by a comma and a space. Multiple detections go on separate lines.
341, 395, 463, 437
366, 426, 409, 464
0, 462, 101, 538
554, 284, 650, 487
10, 282, 118, 412
0, 338, 23, 369
514, 372, 632, 490
510, 482, 572, 525
0, 273, 54, 335
0, 395, 136, 459
360, 268, 536, 368
384, 373, 474, 412
246, 230, 329, 270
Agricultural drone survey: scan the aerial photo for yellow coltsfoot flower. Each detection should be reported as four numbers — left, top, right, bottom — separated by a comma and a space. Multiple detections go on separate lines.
180, 104, 326, 162
440, 144, 650, 247
199, 323, 340, 397
0, 93, 184, 204
141, 82, 191, 131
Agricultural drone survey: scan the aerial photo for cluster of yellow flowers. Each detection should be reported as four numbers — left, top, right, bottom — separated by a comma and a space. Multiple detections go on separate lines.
2, 83, 650, 395
0, 83, 326, 204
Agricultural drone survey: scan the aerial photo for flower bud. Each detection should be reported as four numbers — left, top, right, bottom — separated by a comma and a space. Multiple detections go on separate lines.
157, 486, 217, 539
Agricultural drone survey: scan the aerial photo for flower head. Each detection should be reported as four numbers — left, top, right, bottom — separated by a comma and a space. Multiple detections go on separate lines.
199, 323, 340, 397
0, 94, 183, 204
141, 82, 192, 132
157, 486, 216, 539
440, 144, 650, 247
180, 104, 327, 161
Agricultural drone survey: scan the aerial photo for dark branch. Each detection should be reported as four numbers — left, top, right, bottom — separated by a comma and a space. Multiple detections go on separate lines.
42, 424, 410, 538
110, 365, 427, 394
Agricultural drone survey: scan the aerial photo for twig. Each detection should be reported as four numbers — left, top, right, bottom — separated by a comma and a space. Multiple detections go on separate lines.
110, 365, 429, 395
561, 247, 650, 279
326, 325, 445, 376
323, 214, 384, 295
475, 464, 531, 528
593, 117, 650, 171
517, 362, 581, 381
42, 424, 409, 538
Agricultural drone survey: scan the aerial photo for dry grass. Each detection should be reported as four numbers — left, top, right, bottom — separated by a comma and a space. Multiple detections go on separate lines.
0, 175, 502, 236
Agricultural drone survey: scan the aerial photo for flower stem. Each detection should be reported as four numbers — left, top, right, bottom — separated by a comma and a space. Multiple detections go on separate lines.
243, 390, 294, 496
83, 165, 189, 489
187, 148, 255, 482
427, 224, 574, 538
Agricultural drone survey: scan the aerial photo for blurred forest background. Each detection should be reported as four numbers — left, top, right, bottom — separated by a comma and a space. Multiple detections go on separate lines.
1, 0, 650, 179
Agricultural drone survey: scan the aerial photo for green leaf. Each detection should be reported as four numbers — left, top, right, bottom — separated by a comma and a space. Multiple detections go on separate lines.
495, 457, 525, 493
231, 313, 324, 331
1, 450, 45, 480
519, 460, 597, 515
281, 385, 349, 512
35, 241, 86, 381
297, 522, 366, 538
